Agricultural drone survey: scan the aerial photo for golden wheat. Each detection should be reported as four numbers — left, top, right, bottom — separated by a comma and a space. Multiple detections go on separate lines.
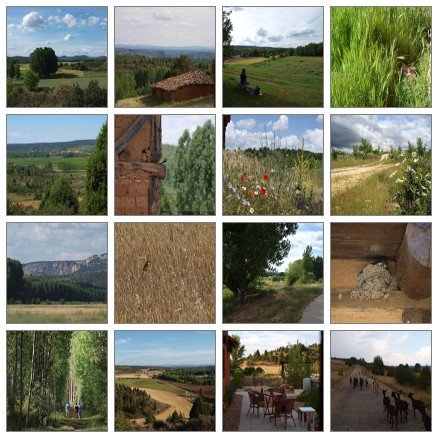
115, 223, 215, 323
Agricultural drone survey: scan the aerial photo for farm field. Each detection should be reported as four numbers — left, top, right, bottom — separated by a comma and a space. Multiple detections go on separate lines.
7, 303, 107, 324
116, 94, 214, 108
223, 56, 323, 107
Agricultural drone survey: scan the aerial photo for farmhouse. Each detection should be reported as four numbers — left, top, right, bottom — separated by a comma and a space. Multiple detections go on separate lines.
223, 331, 239, 391
152, 70, 214, 101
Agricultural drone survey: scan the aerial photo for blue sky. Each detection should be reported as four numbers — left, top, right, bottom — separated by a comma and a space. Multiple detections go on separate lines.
225, 7, 323, 48
115, 7, 215, 47
331, 331, 431, 366
229, 331, 321, 356
331, 115, 431, 152
226, 115, 323, 152
115, 331, 215, 366
7, 223, 108, 263
7, 115, 107, 143
7, 7, 107, 57
277, 223, 323, 272
162, 115, 215, 145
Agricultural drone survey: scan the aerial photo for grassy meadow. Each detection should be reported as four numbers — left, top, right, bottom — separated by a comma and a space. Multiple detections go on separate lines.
223, 278, 323, 323
331, 7, 431, 107
7, 303, 107, 324
115, 223, 215, 323
116, 378, 185, 395
223, 56, 323, 107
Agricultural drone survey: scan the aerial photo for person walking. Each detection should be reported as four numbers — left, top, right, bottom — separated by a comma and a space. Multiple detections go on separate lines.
78, 403, 82, 419
65, 402, 70, 418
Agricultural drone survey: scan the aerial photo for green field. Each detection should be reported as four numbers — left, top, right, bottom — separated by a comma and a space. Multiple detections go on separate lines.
223, 56, 323, 107
116, 94, 214, 108
116, 378, 185, 395
8, 156, 88, 169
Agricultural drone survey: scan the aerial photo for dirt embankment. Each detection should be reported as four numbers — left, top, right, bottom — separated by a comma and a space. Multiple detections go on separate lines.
331, 365, 428, 431
331, 154, 393, 196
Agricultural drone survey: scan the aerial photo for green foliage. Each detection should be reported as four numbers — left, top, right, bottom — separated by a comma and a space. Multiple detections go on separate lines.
285, 342, 314, 387
352, 138, 380, 159
115, 71, 137, 100
22, 70, 39, 91
29, 47, 59, 78
83, 123, 107, 215
390, 138, 431, 215
223, 10, 233, 60
169, 55, 193, 77
371, 355, 385, 375
230, 336, 245, 371
40, 175, 79, 214
189, 395, 212, 419
173, 120, 215, 214
285, 246, 322, 286
84, 80, 107, 107
7, 258, 25, 295
7, 59, 21, 79
223, 223, 297, 301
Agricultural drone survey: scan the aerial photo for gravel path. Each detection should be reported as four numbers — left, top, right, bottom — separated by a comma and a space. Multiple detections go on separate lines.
223, 394, 243, 431
331, 367, 428, 431
299, 293, 324, 323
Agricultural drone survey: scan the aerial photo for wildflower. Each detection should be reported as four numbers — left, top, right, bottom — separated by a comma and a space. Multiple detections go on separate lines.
242, 186, 246, 191
412, 151, 417, 158
242, 199, 250, 206
248, 190, 255, 200
226, 182, 233, 189
270, 169, 275, 173
263, 173, 270, 181
254, 191, 259, 195
390, 170, 397, 178
256, 184, 261, 190
242, 173, 248, 181
232, 187, 236, 193
223, 175, 228, 181
260, 187, 267, 196
413, 158, 418, 163
249, 208, 254, 214
395, 178, 404, 183
295, 188, 302, 196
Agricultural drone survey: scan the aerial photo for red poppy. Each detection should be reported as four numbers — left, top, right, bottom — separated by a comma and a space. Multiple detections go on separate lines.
263, 173, 270, 181
248, 190, 255, 200
242, 173, 248, 181
260, 187, 267, 196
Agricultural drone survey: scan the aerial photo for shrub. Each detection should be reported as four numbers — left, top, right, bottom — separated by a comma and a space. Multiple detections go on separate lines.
84, 80, 107, 107
223, 287, 235, 316
22, 70, 39, 91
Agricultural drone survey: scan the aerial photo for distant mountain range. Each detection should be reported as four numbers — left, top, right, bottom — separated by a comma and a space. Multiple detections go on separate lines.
23, 253, 107, 288
8, 55, 107, 62
8, 139, 96, 152
115, 44, 215, 59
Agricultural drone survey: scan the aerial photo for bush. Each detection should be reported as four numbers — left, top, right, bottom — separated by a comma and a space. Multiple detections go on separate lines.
23, 70, 39, 91
40, 176, 79, 214
223, 287, 235, 316
84, 80, 107, 107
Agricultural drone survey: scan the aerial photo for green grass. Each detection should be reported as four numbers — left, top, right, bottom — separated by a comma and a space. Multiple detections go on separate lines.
116, 378, 185, 395
331, 6, 431, 107
116, 94, 214, 108
8, 156, 88, 170
223, 56, 323, 107
330, 156, 381, 169
331, 168, 396, 215
223, 279, 323, 323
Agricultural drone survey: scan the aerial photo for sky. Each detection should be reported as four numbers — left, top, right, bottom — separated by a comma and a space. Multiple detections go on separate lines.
331, 331, 431, 366
331, 115, 431, 152
229, 331, 321, 356
277, 223, 323, 272
7, 7, 107, 57
226, 115, 323, 152
7, 115, 107, 144
7, 223, 108, 263
162, 115, 215, 145
115, 331, 215, 366
225, 7, 323, 48
115, 7, 215, 48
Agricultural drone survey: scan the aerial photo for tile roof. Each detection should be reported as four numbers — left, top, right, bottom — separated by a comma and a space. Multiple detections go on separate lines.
152, 70, 214, 92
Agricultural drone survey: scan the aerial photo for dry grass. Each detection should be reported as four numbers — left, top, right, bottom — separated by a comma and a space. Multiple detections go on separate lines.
115, 223, 215, 323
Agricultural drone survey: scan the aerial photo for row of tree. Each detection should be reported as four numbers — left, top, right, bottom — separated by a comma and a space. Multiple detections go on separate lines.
285, 246, 323, 285
7, 331, 107, 431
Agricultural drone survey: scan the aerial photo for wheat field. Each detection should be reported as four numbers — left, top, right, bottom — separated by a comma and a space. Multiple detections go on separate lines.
115, 223, 215, 323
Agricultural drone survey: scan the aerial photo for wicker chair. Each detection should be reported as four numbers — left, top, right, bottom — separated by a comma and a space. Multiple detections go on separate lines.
247, 390, 265, 417
272, 397, 297, 429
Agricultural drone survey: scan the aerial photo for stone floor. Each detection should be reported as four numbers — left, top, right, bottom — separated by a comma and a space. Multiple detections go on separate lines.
236, 389, 312, 432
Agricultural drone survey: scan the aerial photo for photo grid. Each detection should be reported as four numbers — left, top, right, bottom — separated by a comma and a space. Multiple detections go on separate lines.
0, 0, 434, 434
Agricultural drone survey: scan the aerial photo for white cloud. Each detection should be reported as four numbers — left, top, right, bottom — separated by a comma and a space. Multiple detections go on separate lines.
22, 11, 46, 29
316, 115, 323, 123
273, 115, 288, 131
256, 27, 268, 37
235, 118, 256, 130
64, 34, 74, 41
48, 15, 62, 24
161, 115, 215, 145
63, 13, 77, 28
88, 16, 100, 26
303, 128, 323, 152
100, 17, 108, 26
153, 10, 173, 21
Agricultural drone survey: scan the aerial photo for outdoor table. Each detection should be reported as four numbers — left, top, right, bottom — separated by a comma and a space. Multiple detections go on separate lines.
298, 406, 316, 431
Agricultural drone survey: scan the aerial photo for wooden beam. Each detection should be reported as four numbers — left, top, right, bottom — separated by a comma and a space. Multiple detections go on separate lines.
115, 161, 166, 179
115, 115, 153, 156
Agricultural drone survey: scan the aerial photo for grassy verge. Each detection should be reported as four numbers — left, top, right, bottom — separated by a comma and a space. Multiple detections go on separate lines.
331, 156, 382, 169
223, 279, 323, 323
116, 94, 214, 108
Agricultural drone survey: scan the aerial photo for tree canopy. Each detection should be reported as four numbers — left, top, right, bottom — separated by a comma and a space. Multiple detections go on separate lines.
223, 10, 233, 60
29, 47, 58, 78
40, 176, 79, 214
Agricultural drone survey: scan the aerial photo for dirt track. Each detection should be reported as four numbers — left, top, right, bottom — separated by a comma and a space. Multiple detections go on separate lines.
331, 366, 428, 431
331, 154, 393, 196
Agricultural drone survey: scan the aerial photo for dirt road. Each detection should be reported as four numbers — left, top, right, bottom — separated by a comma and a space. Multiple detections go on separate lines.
331, 154, 393, 196
331, 366, 427, 431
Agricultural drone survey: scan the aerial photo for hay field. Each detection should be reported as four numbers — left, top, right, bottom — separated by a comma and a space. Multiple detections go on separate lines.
115, 223, 215, 323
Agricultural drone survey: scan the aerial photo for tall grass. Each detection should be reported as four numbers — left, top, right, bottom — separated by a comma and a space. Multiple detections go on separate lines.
331, 7, 431, 107
115, 223, 215, 323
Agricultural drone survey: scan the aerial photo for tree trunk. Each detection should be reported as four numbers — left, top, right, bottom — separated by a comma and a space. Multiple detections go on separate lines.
19, 332, 23, 430
26, 332, 37, 427
10, 333, 19, 416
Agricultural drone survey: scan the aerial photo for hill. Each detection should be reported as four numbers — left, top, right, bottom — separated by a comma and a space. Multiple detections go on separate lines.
115, 45, 214, 59
8, 55, 107, 63
23, 253, 107, 288
8, 139, 96, 152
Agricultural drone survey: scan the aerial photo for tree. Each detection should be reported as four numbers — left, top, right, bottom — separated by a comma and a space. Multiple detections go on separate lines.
285, 343, 313, 387
83, 123, 107, 214
230, 336, 245, 371
224, 223, 298, 301
189, 395, 211, 419
7, 258, 25, 302
301, 245, 315, 283
29, 47, 58, 78
285, 259, 302, 286
414, 363, 421, 373
313, 256, 323, 280
22, 70, 39, 91
84, 80, 107, 107
371, 355, 385, 375
169, 55, 193, 77
223, 10, 233, 60
40, 176, 79, 214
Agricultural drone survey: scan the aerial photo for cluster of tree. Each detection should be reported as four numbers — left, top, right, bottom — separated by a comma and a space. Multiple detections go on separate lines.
115, 55, 214, 101
227, 42, 323, 58
161, 120, 215, 215
352, 138, 382, 159
7, 59, 21, 80
243, 147, 322, 169
7, 331, 107, 431
58, 59, 107, 71
7, 258, 106, 304
223, 223, 298, 303
285, 246, 323, 285
157, 367, 215, 386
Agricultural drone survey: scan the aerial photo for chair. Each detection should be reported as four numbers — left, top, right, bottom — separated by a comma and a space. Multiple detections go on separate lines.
272, 397, 297, 430
247, 390, 265, 417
